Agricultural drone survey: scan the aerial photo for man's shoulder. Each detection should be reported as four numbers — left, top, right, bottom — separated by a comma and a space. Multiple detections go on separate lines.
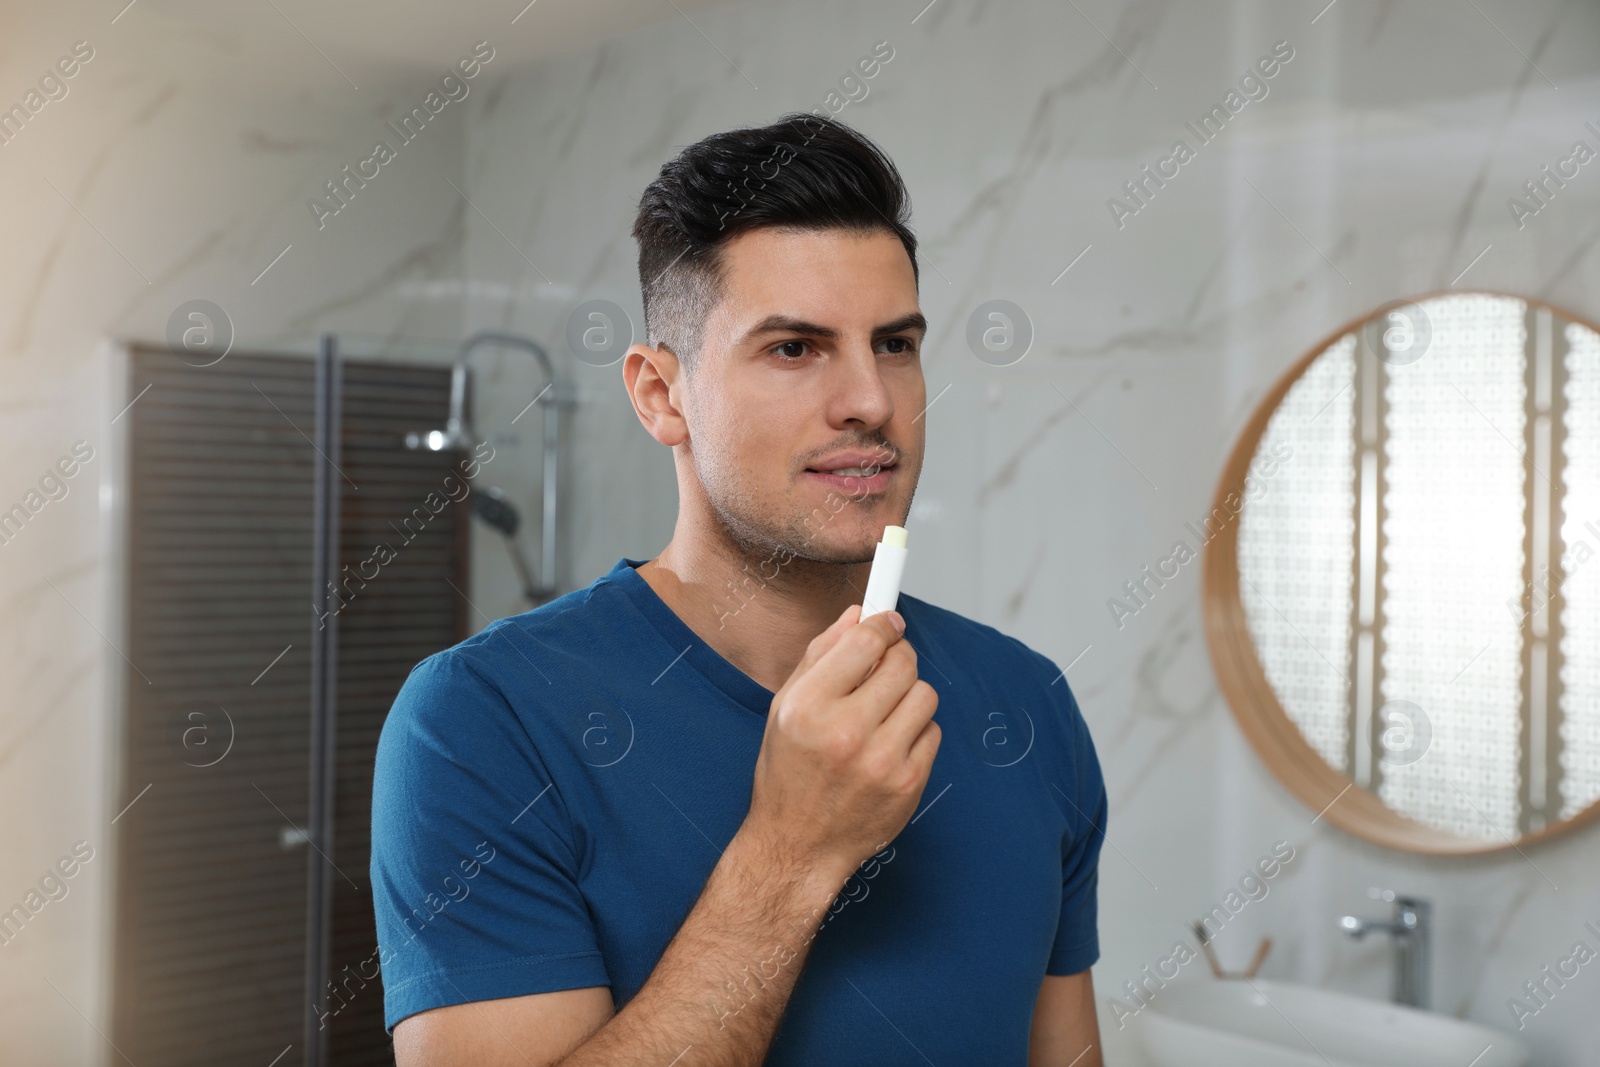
412, 567, 624, 681
896, 592, 1090, 721
898, 593, 1098, 775
898, 592, 1059, 676
386, 567, 630, 738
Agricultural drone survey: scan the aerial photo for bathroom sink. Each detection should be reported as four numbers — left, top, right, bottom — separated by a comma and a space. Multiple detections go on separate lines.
1137, 978, 1529, 1067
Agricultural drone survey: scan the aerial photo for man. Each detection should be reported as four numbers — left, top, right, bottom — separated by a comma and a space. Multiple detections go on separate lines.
371, 112, 1107, 1066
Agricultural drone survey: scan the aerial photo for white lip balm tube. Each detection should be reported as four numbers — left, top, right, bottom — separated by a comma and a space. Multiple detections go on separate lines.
860, 525, 909, 621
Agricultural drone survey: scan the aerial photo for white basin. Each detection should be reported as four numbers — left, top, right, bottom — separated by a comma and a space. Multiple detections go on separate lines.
1137, 978, 1529, 1067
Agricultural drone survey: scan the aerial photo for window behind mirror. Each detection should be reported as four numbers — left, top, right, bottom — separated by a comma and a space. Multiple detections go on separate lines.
1236, 293, 1600, 843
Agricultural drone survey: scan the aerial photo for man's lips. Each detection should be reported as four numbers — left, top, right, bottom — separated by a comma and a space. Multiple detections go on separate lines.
803, 456, 896, 495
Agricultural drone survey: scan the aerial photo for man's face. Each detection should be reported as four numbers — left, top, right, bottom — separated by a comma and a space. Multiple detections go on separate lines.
682, 225, 926, 565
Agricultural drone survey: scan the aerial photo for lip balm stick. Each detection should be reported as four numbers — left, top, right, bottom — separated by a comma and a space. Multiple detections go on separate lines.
860, 525, 908, 621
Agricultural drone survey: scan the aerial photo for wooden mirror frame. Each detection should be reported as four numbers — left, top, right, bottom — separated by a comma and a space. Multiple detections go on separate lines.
1201, 289, 1600, 856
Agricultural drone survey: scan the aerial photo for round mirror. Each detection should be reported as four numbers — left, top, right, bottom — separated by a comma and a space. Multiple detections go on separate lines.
1203, 291, 1600, 854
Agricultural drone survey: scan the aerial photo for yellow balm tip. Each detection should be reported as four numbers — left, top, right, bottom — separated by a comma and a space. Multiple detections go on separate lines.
882, 525, 908, 549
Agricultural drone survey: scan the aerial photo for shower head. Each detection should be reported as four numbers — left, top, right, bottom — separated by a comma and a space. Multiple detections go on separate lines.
472, 485, 520, 537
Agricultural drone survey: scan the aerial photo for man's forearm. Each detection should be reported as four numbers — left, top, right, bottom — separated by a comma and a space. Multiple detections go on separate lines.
558, 823, 848, 1066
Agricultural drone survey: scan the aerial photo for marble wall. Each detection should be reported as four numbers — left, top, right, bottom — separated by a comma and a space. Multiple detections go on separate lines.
2, 0, 1597, 1063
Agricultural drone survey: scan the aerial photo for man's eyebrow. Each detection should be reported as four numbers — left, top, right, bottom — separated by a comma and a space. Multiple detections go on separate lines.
737, 312, 928, 346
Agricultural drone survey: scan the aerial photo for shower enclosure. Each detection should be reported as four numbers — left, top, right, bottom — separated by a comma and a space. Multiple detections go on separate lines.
104, 331, 566, 1067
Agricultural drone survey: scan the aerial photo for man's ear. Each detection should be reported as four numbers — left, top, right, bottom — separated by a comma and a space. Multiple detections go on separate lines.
623, 342, 688, 447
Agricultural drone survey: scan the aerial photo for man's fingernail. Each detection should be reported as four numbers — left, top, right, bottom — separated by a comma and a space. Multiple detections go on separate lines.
888, 610, 905, 633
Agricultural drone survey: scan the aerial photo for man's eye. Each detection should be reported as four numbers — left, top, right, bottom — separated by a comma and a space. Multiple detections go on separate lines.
880, 337, 918, 355
773, 340, 810, 359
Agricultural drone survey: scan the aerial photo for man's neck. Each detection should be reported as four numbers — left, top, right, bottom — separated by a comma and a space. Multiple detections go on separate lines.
637, 532, 872, 696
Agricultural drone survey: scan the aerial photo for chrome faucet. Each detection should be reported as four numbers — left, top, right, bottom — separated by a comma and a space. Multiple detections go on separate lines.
1338, 889, 1431, 1009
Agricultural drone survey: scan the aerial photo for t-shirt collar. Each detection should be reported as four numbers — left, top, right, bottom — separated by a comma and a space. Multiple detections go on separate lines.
609, 557, 776, 717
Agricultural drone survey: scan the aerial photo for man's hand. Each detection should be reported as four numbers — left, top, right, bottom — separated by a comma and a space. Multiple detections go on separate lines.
744, 603, 942, 882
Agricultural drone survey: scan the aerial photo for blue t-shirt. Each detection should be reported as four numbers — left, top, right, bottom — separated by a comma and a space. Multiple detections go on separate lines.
370, 556, 1105, 1063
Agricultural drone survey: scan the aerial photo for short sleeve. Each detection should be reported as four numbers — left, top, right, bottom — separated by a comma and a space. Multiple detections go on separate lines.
1044, 678, 1106, 975
370, 648, 611, 1031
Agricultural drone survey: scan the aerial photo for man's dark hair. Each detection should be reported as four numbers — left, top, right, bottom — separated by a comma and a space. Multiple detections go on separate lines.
631, 112, 918, 377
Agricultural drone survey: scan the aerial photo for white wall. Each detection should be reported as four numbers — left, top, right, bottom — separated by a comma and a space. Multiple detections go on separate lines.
459, 1, 1600, 1064
0, 3, 475, 1062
